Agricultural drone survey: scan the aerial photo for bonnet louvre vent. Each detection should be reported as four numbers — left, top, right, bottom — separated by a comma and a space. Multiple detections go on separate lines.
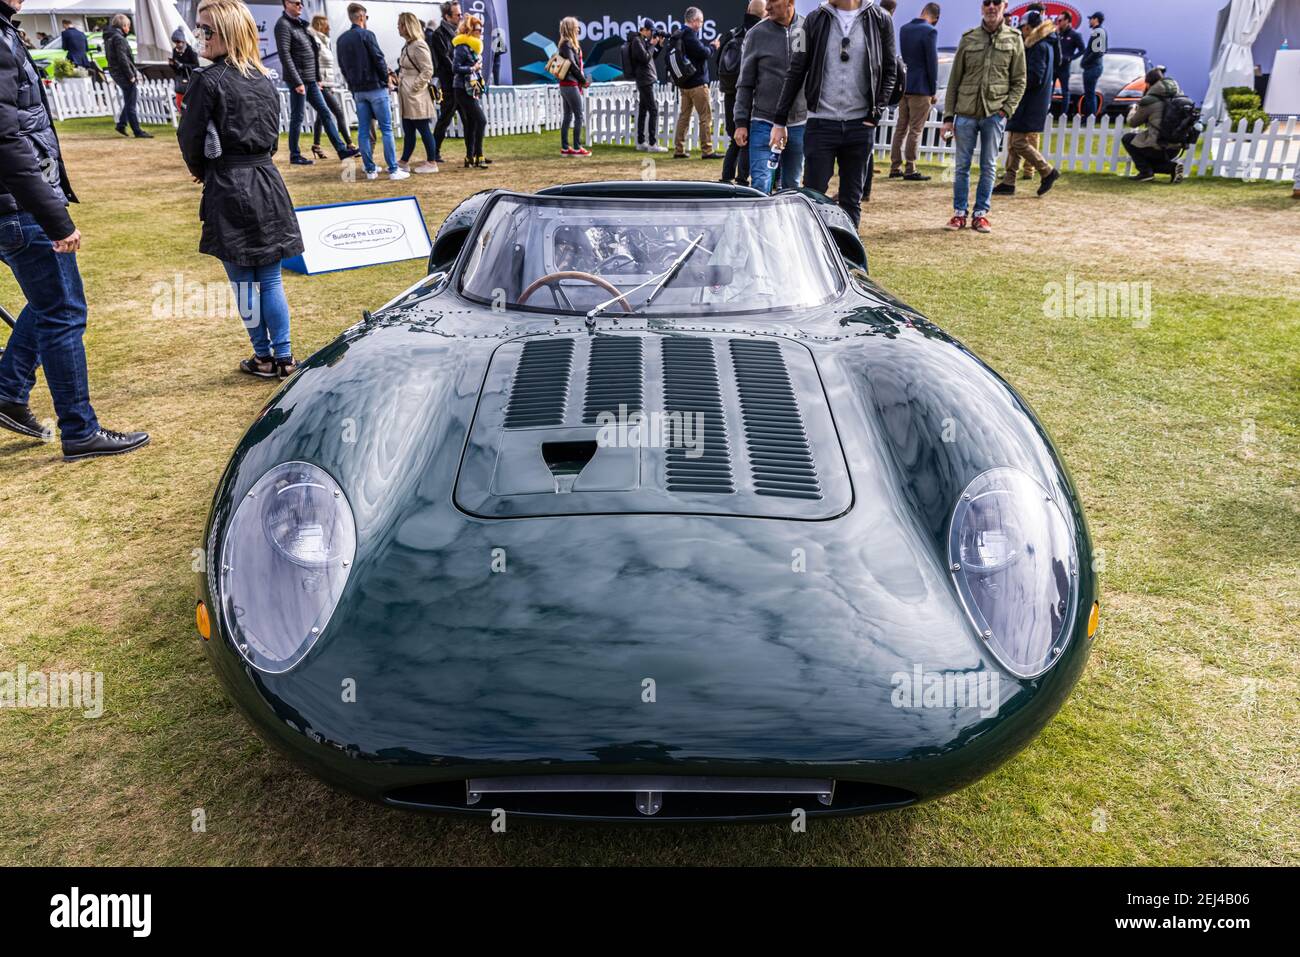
662, 337, 734, 494
729, 339, 822, 501
583, 336, 644, 423
504, 338, 574, 428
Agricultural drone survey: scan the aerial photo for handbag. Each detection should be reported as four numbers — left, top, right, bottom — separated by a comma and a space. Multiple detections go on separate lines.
545, 51, 570, 81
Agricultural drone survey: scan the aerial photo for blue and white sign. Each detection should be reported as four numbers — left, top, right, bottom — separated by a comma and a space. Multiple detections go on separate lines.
283, 196, 433, 275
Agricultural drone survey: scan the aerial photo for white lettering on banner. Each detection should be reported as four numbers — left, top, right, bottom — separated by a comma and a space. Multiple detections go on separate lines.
577, 14, 717, 43
318, 219, 407, 252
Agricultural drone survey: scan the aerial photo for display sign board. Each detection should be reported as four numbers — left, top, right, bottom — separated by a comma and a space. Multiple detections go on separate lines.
282, 196, 433, 275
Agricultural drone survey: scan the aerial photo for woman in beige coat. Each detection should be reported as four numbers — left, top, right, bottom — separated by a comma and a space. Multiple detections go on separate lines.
396, 12, 438, 172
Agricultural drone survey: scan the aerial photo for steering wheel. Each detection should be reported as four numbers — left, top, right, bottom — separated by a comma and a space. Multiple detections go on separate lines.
518, 271, 634, 313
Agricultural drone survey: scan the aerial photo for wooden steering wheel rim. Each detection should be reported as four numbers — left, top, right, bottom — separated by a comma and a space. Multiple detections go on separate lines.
517, 271, 634, 313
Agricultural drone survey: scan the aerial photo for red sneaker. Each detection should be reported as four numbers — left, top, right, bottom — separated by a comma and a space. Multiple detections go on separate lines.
571, 147, 592, 157
972, 215, 992, 233
561, 148, 576, 156
945, 214, 968, 231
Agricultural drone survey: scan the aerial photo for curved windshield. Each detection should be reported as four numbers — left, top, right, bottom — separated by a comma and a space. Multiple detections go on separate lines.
458, 194, 844, 317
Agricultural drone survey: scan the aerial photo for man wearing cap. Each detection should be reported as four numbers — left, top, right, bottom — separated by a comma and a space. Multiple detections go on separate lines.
1081, 10, 1107, 117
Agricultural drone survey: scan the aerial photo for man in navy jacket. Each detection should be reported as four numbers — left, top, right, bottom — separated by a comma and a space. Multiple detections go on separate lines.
890, 2, 940, 180
59, 18, 92, 69
1053, 11, 1085, 115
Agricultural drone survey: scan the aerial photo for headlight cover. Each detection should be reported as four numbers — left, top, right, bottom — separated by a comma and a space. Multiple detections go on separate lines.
218, 462, 356, 673
949, 467, 1078, 678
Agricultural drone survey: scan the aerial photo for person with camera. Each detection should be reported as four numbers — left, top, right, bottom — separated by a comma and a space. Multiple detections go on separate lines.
1121, 67, 1187, 184
627, 20, 667, 153
669, 7, 722, 160
768, 0, 897, 228
734, 0, 804, 194
0, 0, 148, 459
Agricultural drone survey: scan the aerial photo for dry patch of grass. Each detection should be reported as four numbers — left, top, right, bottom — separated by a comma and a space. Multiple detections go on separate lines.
0, 118, 1296, 865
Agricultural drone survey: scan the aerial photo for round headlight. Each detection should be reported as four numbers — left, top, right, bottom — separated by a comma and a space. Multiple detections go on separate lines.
949, 467, 1078, 678
218, 462, 356, 673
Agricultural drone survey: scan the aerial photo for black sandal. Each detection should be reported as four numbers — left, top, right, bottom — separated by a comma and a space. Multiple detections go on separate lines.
311, 144, 326, 160
275, 356, 299, 379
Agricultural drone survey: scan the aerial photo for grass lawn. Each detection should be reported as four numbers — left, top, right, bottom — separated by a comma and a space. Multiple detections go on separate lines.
1, 117, 1296, 865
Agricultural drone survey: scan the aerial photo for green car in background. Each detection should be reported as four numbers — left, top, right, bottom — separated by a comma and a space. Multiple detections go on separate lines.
29, 32, 135, 77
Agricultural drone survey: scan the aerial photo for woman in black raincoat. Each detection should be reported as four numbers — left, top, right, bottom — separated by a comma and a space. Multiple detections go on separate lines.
178, 0, 304, 379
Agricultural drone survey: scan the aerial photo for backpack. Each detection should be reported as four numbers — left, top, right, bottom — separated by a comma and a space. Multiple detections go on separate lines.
718, 27, 745, 90
1158, 94, 1202, 148
665, 33, 697, 87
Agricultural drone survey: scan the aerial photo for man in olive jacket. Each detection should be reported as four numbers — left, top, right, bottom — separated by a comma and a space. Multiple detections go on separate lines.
940, 0, 1025, 233
1122, 68, 1185, 184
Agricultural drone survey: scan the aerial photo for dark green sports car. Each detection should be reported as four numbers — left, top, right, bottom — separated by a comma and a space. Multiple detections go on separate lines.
198, 181, 1098, 822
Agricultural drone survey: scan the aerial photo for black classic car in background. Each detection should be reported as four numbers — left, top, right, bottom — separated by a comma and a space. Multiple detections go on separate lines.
197, 181, 1099, 822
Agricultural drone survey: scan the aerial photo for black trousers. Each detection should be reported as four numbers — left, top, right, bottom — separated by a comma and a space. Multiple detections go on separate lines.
1122, 133, 1180, 175
115, 79, 142, 134
804, 118, 874, 227
721, 90, 748, 185
455, 88, 486, 160
433, 77, 457, 157
636, 82, 658, 145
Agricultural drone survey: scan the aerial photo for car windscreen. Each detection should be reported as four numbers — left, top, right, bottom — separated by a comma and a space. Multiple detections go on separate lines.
458, 194, 845, 317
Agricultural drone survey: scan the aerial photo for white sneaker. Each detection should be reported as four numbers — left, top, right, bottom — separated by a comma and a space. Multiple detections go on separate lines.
636, 143, 648, 152
412, 162, 438, 174
648, 144, 668, 153
365, 170, 379, 180
389, 168, 411, 181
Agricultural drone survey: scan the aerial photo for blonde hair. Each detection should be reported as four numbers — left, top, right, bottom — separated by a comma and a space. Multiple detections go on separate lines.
558, 16, 579, 47
459, 13, 483, 34
198, 0, 269, 77
310, 14, 330, 32
398, 11, 423, 42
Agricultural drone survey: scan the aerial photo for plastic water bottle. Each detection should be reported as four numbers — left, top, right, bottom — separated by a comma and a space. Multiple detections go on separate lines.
767, 143, 783, 194
1282, 38, 1290, 49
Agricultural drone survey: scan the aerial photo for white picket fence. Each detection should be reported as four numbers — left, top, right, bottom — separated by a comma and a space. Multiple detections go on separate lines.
46, 75, 1299, 182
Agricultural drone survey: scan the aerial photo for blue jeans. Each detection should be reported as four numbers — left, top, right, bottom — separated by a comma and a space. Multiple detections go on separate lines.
354, 88, 398, 174
1082, 65, 1103, 117
222, 261, 292, 359
953, 113, 1006, 217
747, 120, 806, 194
0, 212, 98, 441
290, 81, 347, 159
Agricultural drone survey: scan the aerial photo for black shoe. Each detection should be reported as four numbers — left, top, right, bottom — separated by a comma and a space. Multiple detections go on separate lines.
338, 146, 361, 160
888, 171, 904, 179
1170, 162, 1185, 185
992, 183, 1016, 195
903, 172, 931, 181
672, 152, 689, 159
115, 126, 127, 136
0, 401, 51, 440
1037, 168, 1061, 195
699, 152, 723, 160
290, 155, 314, 166
1133, 171, 1156, 182
62, 428, 150, 461
134, 130, 154, 138
311, 144, 327, 159
433, 154, 446, 164
239, 355, 277, 378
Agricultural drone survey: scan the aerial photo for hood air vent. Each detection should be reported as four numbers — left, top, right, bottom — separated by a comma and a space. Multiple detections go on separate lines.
729, 339, 822, 501
583, 336, 644, 423
662, 337, 735, 494
504, 338, 574, 428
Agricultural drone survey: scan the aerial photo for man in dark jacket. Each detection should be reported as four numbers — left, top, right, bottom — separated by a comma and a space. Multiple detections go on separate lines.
769, 0, 897, 227
994, 10, 1058, 196
276, 0, 356, 164
1122, 68, 1186, 184
1053, 11, 1085, 116
336, 2, 405, 179
59, 18, 91, 69
718, 1, 763, 184
627, 20, 666, 152
670, 7, 722, 159
429, 2, 460, 162
734, 0, 804, 193
1080, 10, 1107, 117
0, 1, 148, 459
103, 14, 151, 137
890, 1, 940, 181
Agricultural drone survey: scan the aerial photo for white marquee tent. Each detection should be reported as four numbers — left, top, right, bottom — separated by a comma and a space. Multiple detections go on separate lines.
1207, 0, 1300, 115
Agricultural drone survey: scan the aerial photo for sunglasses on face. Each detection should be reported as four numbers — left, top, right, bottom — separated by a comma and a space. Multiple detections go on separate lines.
195, 23, 215, 39
982, 1, 1003, 7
